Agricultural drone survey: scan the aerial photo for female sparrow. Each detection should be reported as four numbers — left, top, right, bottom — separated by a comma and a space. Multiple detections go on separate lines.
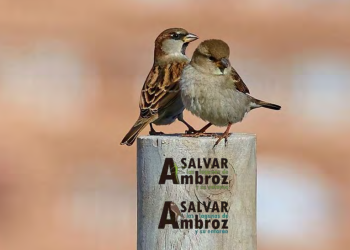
121, 28, 198, 146
180, 39, 281, 147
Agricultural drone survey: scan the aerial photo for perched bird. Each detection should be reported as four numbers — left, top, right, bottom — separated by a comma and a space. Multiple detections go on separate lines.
121, 28, 198, 146
180, 39, 281, 147
170, 201, 184, 220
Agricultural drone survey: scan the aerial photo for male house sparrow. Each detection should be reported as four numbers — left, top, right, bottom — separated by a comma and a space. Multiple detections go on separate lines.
121, 28, 198, 146
180, 39, 281, 147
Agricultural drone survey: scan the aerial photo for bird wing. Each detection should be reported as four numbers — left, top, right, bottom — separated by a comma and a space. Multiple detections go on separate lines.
230, 67, 250, 94
139, 61, 187, 118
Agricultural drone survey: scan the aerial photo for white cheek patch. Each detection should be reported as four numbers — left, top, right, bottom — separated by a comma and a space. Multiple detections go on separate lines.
162, 40, 183, 55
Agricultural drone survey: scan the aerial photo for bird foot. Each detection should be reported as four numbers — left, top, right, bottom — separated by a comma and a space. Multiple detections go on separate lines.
213, 133, 231, 148
182, 132, 202, 137
182, 132, 217, 138
149, 130, 164, 135
185, 128, 198, 135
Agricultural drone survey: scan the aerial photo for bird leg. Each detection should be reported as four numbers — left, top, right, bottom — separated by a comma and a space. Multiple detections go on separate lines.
181, 122, 213, 137
178, 116, 197, 134
213, 123, 232, 148
149, 123, 164, 135
198, 123, 212, 134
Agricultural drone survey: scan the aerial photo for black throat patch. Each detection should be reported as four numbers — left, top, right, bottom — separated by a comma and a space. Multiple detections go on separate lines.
182, 43, 189, 55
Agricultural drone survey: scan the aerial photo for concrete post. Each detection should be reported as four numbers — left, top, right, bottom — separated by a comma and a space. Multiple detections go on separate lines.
137, 134, 257, 250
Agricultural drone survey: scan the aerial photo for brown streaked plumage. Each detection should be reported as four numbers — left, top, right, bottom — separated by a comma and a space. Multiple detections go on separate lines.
230, 68, 250, 94
139, 61, 187, 116
121, 28, 198, 146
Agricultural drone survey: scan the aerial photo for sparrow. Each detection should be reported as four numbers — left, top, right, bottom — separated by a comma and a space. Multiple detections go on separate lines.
180, 39, 281, 147
170, 201, 184, 221
121, 28, 198, 146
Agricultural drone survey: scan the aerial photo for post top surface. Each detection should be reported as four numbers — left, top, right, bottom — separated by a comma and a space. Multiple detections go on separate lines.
138, 133, 256, 143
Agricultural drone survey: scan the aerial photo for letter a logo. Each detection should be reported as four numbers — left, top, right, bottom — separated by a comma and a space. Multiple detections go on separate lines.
159, 158, 179, 184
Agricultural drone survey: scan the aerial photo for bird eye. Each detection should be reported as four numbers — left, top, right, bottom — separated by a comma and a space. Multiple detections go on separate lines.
209, 56, 215, 61
172, 33, 179, 39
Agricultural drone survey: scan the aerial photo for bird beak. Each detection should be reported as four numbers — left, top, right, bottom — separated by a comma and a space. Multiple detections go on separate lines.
183, 33, 198, 43
216, 58, 230, 72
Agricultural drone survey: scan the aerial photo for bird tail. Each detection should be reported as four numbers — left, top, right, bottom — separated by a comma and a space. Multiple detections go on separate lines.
120, 118, 151, 146
251, 98, 281, 110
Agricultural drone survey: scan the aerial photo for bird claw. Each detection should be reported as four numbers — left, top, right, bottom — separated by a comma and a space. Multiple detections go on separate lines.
182, 132, 215, 138
149, 131, 164, 135
185, 129, 198, 135
213, 133, 231, 148
182, 132, 200, 137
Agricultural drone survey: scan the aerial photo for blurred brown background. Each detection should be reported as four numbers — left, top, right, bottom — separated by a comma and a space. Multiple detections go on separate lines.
0, 0, 349, 249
